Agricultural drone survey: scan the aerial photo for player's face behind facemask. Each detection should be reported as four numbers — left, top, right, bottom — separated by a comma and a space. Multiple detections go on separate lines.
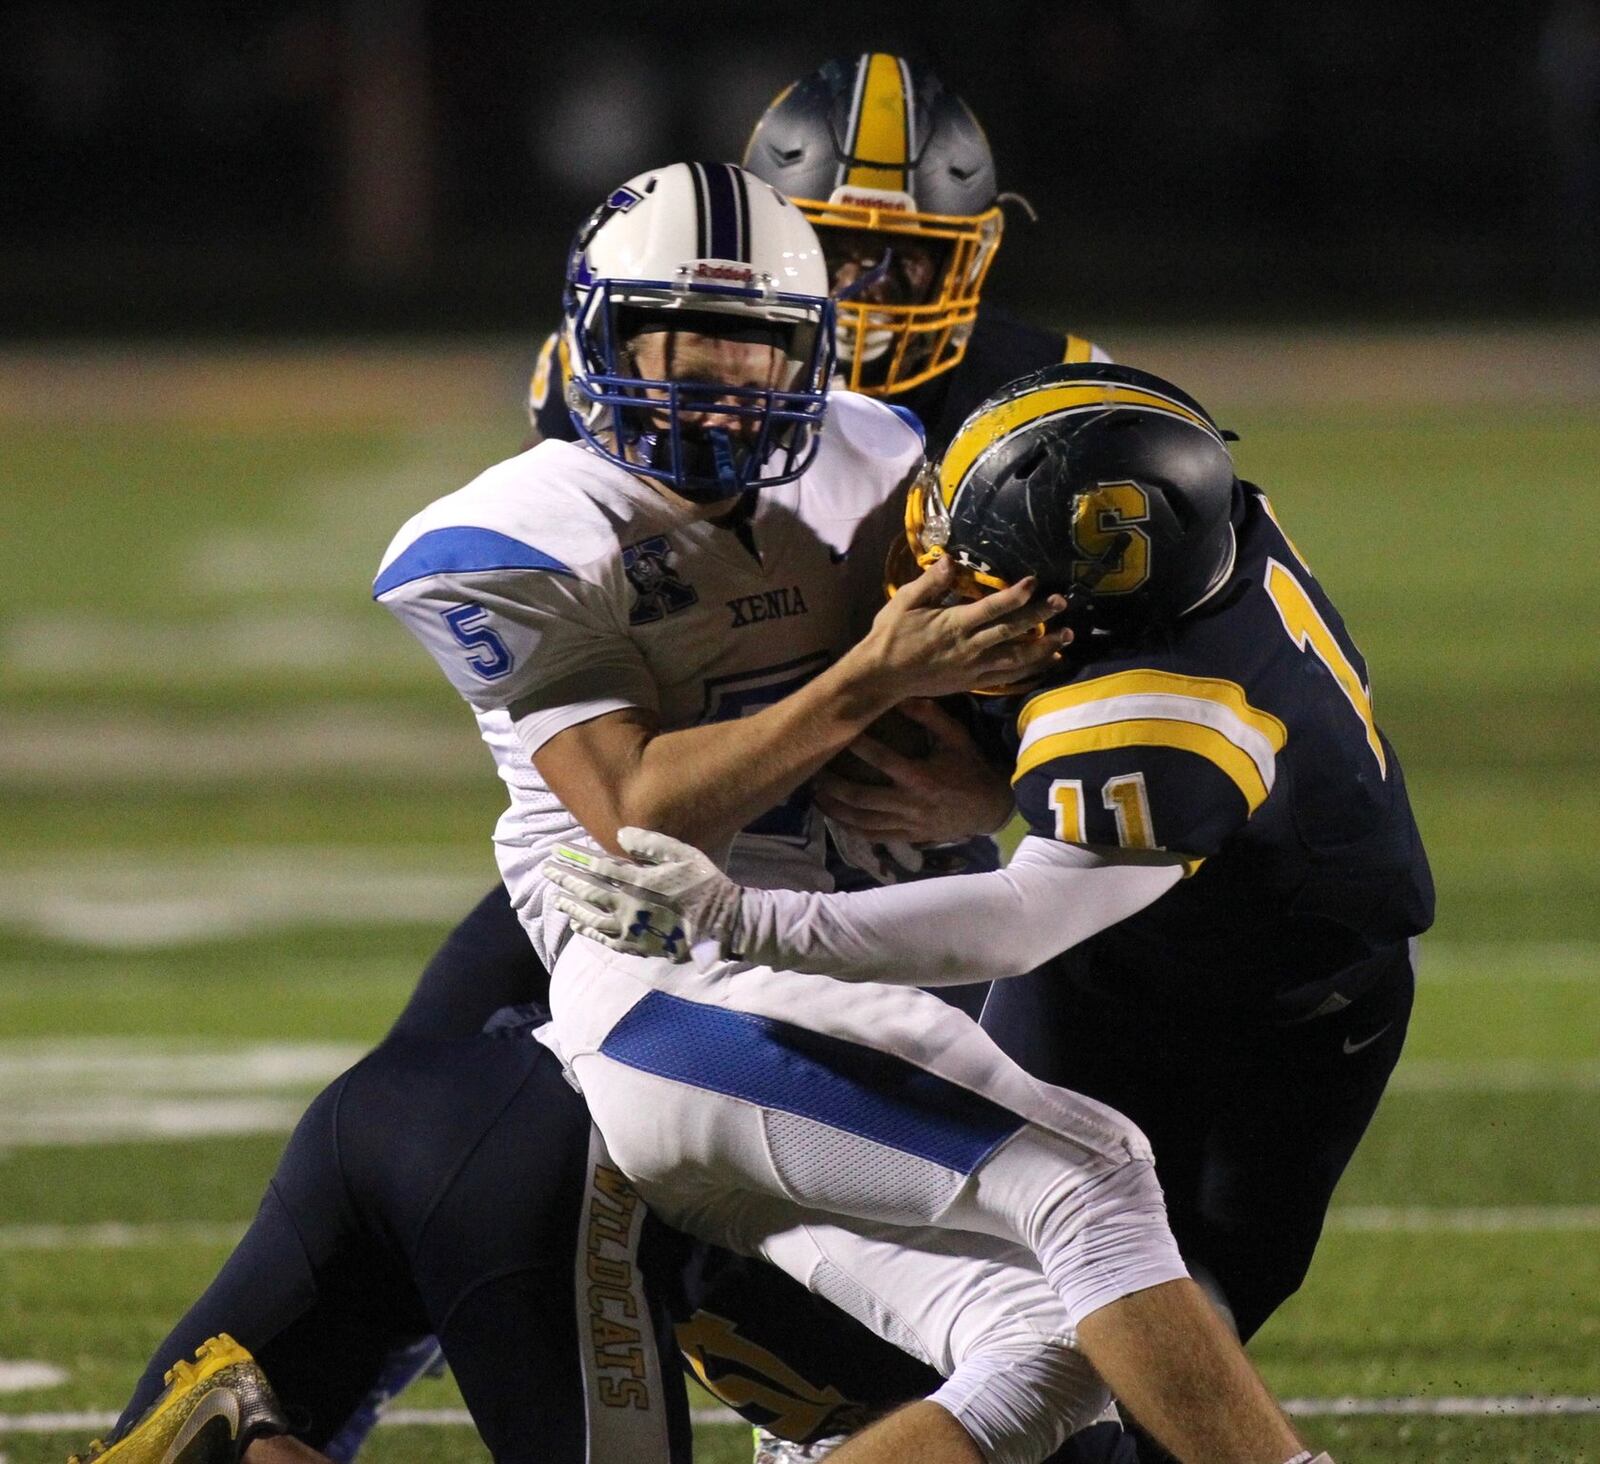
821, 228, 949, 384
562, 162, 835, 505
742, 54, 1004, 398
609, 311, 811, 506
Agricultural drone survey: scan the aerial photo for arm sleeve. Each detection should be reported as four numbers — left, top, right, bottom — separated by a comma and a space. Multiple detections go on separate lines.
732, 834, 1182, 986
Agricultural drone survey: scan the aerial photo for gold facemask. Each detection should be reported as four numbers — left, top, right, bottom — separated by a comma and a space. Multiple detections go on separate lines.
800, 197, 1004, 397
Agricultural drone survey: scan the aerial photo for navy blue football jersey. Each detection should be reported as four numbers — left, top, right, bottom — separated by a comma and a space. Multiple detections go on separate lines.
900, 308, 1106, 454
1009, 486, 1434, 1020
523, 308, 1104, 455
528, 329, 578, 443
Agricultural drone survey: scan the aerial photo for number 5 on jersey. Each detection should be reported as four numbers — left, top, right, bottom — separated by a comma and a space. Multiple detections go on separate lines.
442, 603, 515, 681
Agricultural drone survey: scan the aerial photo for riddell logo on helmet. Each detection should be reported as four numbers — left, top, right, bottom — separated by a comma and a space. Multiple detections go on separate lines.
693, 262, 755, 283
834, 192, 911, 212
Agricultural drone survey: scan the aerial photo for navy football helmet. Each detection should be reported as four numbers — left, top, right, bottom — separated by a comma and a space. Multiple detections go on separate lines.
743, 54, 1003, 396
907, 363, 1240, 634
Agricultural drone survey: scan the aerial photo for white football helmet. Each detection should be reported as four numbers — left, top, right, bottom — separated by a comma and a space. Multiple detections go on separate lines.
562, 161, 836, 502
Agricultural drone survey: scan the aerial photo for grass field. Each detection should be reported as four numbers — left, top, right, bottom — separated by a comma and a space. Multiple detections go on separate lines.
1, 332, 1597, 1463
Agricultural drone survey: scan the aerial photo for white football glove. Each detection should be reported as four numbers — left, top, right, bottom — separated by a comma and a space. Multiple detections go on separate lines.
544, 827, 742, 965
824, 816, 925, 885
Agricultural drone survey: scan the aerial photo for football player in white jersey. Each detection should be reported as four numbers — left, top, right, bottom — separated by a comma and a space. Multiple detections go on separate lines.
377, 162, 1052, 963
380, 163, 1318, 1464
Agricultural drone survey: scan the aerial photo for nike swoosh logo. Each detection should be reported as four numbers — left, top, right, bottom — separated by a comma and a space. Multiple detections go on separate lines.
163, 1387, 240, 1464
1342, 1022, 1393, 1056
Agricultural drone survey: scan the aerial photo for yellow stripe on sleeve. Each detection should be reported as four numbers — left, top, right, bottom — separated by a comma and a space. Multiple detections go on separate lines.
1018, 670, 1287, 750
1012, 719, 1272, 813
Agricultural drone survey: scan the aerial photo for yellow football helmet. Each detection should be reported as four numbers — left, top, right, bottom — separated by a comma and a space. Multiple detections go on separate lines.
744, 54, 1005, 397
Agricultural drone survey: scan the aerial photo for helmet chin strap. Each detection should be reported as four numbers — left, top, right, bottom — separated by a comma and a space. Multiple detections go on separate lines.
708, 428, 739, 491
632, 422, 746, 499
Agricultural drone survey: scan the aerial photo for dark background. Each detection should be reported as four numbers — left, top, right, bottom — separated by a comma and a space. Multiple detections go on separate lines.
4, 0, 1598, 337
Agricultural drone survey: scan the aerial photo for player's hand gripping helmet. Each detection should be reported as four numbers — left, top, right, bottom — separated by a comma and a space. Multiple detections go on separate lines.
744, 54, 1003, 397
563, 161, 835, 504
905, 363, 1241, 640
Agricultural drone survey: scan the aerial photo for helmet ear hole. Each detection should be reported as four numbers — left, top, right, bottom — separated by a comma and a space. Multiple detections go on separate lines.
1010, 441, 1051, 483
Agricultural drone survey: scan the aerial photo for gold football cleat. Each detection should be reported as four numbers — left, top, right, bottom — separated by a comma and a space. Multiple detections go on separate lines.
67, 1334, 287, 1464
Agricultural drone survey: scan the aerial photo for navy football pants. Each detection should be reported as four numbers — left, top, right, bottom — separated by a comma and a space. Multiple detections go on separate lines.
115, 1029, 693, 1464
981, 943, 1416, 1343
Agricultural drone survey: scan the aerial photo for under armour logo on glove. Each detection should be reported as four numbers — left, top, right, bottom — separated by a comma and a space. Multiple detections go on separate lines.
546, 829, 743, 966
625, 910, 688, 961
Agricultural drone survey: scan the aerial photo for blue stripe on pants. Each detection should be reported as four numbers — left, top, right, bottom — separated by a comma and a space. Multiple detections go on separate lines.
598, 990, 1025, 1174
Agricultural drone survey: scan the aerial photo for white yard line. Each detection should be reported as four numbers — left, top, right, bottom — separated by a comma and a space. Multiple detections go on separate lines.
1417, 941, 1600, 983
0, 708, 482, 787
0, 1040, 364, 1145
0, 1040, 364, 1086
0, 851, 492, 947
0, 610, 421, 685
1325, 1206, 1600, 1232
0, 1365, 67, 1395
1387, 1059, 1600, 1093
0, 1222, 245, 1250
1281, 1397, 1600, 1417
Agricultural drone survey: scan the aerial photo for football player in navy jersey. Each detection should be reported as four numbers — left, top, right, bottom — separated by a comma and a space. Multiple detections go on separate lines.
740, 53, 1109, 446
554, 361, 1430, 1464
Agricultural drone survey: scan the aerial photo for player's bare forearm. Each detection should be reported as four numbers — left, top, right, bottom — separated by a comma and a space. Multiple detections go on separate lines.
537, 560, 1066, 855
537, 648, 916, 855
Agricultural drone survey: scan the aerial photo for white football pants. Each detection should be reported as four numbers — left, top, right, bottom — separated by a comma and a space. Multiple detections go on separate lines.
546, 939, 1189, 1464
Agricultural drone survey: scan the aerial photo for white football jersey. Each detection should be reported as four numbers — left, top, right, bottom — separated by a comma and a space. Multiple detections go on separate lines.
376, 391, 923, 967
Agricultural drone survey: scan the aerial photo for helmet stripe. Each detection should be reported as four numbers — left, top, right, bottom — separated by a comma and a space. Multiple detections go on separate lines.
898, 55, 918, 161
698, 161, 745, 262
727, 163, 751, 262
688, 161, 711, 258
836, 55, 871, 192
846, 52, 910, 191
939, 383, 1225, 506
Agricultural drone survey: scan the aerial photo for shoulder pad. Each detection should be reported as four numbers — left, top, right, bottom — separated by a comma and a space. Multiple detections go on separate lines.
823, 389, 926, 462
373, 444, 621, 601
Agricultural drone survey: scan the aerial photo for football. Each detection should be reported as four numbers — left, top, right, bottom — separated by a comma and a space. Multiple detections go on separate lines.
826, 704, 934, 787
